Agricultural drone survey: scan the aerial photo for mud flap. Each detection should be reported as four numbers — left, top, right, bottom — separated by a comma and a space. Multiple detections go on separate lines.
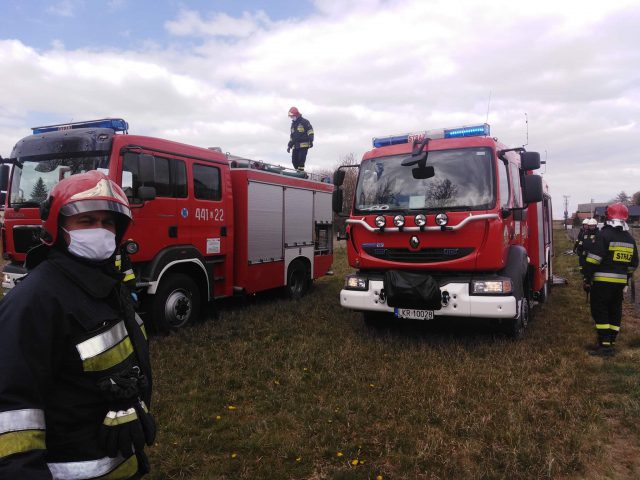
383, 270, 441, 310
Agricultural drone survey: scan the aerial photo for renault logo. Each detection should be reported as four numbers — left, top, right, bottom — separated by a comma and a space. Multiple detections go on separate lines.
410, 236, 420, 248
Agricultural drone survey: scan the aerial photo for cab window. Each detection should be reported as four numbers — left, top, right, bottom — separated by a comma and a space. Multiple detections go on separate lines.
498, 160, 510, 208
193, 163, 221, 201
123, 152, 187, 203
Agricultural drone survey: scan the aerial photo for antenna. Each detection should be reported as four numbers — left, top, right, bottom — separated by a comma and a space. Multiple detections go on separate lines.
523, 112, 529, 147
485, 90, 492, 124
541, 149, 547, 174
563, 195, 570, 230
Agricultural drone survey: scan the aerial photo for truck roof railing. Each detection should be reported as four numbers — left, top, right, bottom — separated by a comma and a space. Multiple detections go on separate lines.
372, 123, 490, 148
226, 154, 330, 183
31, 118, 129, 135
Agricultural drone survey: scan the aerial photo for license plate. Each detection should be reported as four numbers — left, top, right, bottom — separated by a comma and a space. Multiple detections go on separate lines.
394, 308, 434, 320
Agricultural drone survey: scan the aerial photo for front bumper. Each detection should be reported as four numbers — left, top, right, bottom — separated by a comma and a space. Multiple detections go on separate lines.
340, 279, 517, 318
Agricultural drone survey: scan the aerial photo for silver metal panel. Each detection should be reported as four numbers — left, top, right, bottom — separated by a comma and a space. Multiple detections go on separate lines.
284, 246, 314, 284
284, 188, 313, 246
248, 182, 284, 263
314, 191, 333, 223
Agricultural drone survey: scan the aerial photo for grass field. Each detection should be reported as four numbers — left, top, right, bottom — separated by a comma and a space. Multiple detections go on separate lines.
146, 231, 640, 479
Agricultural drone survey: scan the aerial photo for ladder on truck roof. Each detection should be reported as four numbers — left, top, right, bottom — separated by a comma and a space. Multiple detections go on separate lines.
224, 152, 330, 183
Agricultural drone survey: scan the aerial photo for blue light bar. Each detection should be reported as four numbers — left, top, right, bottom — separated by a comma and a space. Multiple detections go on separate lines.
31, 118, 129, 135
372, 123, 490, 147
444, 124, 490, 138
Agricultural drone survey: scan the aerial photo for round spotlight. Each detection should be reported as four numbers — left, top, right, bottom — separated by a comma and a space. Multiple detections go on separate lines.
435, 213, 449, 226
393, 215, 405, 227
374, 216, 386, 228
414, 214, 426, 227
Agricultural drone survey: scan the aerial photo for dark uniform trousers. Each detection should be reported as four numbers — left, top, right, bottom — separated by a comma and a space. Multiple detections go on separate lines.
589, 283, 624, 346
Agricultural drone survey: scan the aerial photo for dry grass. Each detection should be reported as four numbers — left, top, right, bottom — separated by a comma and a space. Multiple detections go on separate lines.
144, 232, 638, 479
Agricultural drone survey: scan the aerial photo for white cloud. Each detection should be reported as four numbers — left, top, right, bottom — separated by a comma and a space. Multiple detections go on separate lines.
46, 0, 83, 18
1, 0, 639, 217
165, 9, 271, 38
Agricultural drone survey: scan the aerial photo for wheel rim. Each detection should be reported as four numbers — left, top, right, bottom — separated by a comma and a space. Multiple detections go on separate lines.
164, 289, 192, 328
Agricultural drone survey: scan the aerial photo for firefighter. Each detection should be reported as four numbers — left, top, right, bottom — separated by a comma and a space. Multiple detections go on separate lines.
286, 106, 314, 172
578, 218, 599, 274
0, 171, 155, 478
583, 203, 638, 356
573, 218, 590, 255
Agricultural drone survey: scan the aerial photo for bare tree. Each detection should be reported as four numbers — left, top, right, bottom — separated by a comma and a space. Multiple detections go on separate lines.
632, 190, 640, 206
613, 191, 630, 204
333, 153, 359, 234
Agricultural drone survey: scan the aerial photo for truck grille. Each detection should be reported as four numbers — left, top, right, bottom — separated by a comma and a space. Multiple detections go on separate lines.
362, 246, 474, 263
13, 226, 43, 253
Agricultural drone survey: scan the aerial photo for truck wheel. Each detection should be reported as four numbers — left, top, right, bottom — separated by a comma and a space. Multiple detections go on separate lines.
538, 280, 550, 304
506, 296, 529, 339
153, 273, 201, 331
285, 260, 310, 300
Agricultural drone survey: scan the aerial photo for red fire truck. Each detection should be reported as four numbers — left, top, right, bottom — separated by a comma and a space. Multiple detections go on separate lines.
0, 118, 334, 331
333, 123, 553, 338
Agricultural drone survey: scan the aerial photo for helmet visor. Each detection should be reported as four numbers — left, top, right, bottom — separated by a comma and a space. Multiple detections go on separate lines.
60, 199, 132, 219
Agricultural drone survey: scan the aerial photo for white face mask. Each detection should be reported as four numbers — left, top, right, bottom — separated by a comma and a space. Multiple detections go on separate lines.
63, 228, 116, 261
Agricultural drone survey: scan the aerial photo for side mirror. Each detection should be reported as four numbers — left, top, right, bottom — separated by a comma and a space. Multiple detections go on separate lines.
332, 189, 344, 214
521, 151, 541, 171
333, 169, 345, 187
523, 174, 543, 203
138, 186, 156, 201
138, 154, 155, 185
412, 166, 435, 180
0, 164, 10, 191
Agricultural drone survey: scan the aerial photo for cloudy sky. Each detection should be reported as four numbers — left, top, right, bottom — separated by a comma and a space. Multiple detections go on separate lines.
1, 0, 638, 218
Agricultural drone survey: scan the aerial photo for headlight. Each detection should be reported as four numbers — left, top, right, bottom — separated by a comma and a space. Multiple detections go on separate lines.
435, 213, 449, 226
374, 216, 386, 228
393, 215, 405, 227
414, 214, 426, 227
472, 280, 513, 294
344, 275, 369, 291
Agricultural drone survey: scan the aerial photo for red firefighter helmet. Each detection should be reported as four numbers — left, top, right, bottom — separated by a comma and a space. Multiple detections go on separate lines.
605, 202, 628, 228
40, 170, 132, 246
288, 106, 300, 117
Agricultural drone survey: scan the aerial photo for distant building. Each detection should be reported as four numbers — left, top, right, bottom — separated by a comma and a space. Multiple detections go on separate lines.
593, 204, 640, 225
574, 202, 608, 221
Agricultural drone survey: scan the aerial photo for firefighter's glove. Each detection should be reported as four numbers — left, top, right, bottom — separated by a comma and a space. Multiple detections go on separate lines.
287, 147, 291, 153
582, 280, 591, 293
99, 399, 155, 458
134, 399, 156, 446
309, 142, 313, 148
287, 141, 294, 148
99, 407, 146, 458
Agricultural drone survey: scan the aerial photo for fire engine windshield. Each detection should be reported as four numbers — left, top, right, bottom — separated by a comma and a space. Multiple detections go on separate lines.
354, 147, 494, 213
9, 155, 110, 207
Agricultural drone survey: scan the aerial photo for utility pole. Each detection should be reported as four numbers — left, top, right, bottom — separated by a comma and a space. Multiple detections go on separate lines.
563, 195, 570, 230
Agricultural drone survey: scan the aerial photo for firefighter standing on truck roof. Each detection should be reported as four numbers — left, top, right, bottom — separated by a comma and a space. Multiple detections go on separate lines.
287, 106, 314, 172
583, 203, 638, 357
0, 171, 155, 479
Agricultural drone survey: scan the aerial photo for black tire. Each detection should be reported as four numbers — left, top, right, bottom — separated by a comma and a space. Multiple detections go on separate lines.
285, 260, 310, 300
152, 273, 201, 331
505, 295, 529, 340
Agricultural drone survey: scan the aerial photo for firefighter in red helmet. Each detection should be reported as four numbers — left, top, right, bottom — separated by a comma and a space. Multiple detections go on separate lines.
583, 203, 638, 356
287, 106, 314, 172
0, 171, 155, 478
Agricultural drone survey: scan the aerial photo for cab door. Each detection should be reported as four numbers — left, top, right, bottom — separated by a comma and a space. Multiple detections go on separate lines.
121, 151, 190, 261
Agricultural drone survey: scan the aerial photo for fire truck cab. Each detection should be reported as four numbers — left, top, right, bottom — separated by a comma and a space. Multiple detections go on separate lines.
333, 123, 552, 338
0, 118, 333, 331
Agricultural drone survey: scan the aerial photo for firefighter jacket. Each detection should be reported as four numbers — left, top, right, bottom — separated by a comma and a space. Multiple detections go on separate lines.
289, 116, 314, 149
578, 229, 599, 271
0, 248, 152, 480
574, 228, 586, 254
584, 225, 639, 284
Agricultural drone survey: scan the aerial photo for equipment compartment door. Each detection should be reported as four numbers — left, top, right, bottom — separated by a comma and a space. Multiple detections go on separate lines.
284, 187, 313, 248
247, 182, 284, 264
